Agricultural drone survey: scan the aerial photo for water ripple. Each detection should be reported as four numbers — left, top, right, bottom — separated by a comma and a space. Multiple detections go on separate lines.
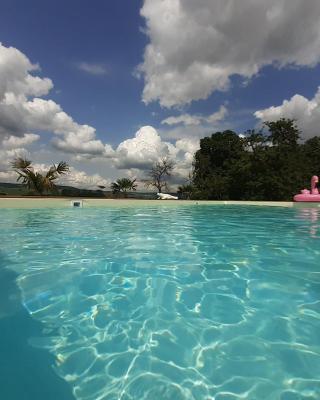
1, 206, 320, 399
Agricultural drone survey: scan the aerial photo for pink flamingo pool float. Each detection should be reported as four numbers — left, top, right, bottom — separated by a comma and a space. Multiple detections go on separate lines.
294, 176, 320, 202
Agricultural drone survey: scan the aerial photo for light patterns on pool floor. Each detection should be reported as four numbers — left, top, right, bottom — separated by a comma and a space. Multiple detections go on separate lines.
1, 206, 320, 399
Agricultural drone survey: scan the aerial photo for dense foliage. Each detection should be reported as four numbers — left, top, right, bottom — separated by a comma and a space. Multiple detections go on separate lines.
191, 119, 320, 201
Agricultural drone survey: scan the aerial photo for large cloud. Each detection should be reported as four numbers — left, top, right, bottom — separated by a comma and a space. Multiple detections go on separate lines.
0, 132, 37, 185
138, 0, 320, 107
57, 167, 110, 189
0, 43, 52, 101
114, 126, 174, 169
254, 87, 320, 140
112, 126, 198, 181
0, 43, 109, 156
2, 133, 40, 149
0, 124, 199, 186
0, 43, 199, 186
0, 165, 110, 190
0, 137, 110, 189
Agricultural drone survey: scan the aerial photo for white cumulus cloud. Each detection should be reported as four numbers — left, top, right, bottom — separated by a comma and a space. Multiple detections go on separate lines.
0, 43, 200, 186
0, 42, 52, 101
0, 43, 109, 157
58, 167, 111, 189
2, 133, 40, 149
0, 131, 39, 178
162, 105, 227, 126
139, 0, 320, 107
114, 126, 174, 169
0, 148, 110, 190
254, 87, 320, 140
111, 126, 199, 182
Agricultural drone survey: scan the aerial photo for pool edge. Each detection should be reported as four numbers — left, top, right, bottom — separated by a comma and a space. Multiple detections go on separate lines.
0, 198, 298, 208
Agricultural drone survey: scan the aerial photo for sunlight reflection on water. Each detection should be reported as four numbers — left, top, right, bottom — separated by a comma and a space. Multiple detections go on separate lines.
1, 205, 320, 399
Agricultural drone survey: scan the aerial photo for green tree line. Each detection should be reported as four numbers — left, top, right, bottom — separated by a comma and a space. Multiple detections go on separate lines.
187, 119, 320, 201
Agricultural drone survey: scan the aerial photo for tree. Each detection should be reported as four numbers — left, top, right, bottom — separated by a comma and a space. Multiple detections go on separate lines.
191, 119, 318, 201
244, 129, 267, 153
192, 131, 245, 199
145, 158, 174, 193
177, 184, 194, 200
110, 178, 137, 196
303, 136, 320, 171
12, 157, 69, 195
265, 118, 300, 147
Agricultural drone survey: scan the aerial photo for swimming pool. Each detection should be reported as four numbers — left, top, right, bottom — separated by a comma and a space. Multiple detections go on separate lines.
1, 205, 320, 399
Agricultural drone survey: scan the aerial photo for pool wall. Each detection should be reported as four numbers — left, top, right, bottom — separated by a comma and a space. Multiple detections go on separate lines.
1, 197, 320, 208
0, 197, 300, 208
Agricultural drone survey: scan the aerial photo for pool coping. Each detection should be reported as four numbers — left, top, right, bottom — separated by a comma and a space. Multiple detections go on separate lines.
1, 197, 320, 208
0, 197, 303, 208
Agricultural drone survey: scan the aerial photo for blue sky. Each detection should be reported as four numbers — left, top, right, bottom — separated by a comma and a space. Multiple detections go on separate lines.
1, 0, 320, 187
0, 0, 148, 145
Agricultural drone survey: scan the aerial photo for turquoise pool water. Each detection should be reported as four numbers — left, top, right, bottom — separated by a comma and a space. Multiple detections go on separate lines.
1, 205, 320, 400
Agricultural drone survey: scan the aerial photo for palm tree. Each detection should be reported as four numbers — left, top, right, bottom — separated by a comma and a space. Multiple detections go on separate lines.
12, 157, 69, 195
110, 178, 137, 196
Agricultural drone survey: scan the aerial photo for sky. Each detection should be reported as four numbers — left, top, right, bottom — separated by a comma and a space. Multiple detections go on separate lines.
1, 0, 320, 189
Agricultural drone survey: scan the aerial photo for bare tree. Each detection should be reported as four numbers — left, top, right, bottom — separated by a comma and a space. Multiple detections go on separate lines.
145, 158, 174, 193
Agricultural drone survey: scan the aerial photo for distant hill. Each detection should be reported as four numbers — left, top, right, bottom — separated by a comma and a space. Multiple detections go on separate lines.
0, 182, 158, 199
0, 182, 106, 197
0, 182, 27, 196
